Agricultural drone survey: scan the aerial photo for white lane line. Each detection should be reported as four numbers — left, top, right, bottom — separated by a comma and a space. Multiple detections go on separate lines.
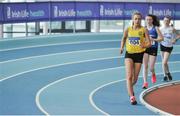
89, 68, 180, 116
0, 48, 119, 64
1, 44, 180, 64
0, 45, 179, 115
0, 33, 119, 41
0, 56, 121, 82
1, 39, 180, 52
1, 51, 180, 82
0, 40, 119, 52
36, 61, 180, 115
36, 67, 121, 115
89, 79, 123, 116
139, 80, 180, 116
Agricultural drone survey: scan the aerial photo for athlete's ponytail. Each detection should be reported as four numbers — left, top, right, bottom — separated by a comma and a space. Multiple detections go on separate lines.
153, 15, 160, 27
147, 14, 160, 27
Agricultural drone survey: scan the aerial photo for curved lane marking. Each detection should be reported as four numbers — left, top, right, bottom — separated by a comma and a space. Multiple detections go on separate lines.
36, 61, 180, 115
0, 40, 119, 52
0, 48, 119, 64
0, 56, 121, 82
36, 67, 121, 115
90, 70, 180, 115
139, 80, 180, 115
1, 44, 180, 64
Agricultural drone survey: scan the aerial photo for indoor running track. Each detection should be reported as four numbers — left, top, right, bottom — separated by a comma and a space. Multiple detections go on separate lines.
0, 36, 180, 115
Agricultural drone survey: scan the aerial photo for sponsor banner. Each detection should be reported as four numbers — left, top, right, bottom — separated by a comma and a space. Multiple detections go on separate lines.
149, 3, 174, 19
174, 4, 180, 20
51, 2, 75, 20
28, 2, 50, 21
4, 3, 28, 22
0, 4, 3, 23
1, 2, 180, 23
124, 3, 149, 19
99, 2, 124, 19
76, 2, 99, 20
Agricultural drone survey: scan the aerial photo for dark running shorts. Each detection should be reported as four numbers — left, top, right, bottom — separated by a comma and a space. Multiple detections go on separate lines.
145, 47, 158, 56
160, 44, 173, 53
125, 51, 144, 63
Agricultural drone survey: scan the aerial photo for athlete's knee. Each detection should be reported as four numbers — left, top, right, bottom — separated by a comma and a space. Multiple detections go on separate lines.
144, 64, 148, 70
163, 61, 168, 66
150, 67, 155, 73
132, 77, 138, 85
126, 75, 133, 81
132, 80, 137, 85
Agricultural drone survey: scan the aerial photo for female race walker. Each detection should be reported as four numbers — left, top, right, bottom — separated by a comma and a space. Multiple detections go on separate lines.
120, 12, 151, 105
160, 16, 180, 81
142, 14, 163, 89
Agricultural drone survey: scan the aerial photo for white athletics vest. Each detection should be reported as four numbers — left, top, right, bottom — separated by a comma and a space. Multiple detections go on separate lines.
160, 26, 175, 47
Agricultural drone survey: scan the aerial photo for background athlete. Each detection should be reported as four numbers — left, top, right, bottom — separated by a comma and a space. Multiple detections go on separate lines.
142, 14, 163, 89
160, 16, 180, 81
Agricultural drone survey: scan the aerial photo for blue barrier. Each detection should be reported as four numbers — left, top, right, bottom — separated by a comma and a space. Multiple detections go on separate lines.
0, 2, 180, 24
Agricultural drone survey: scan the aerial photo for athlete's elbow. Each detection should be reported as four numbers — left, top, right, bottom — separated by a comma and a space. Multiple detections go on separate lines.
160, 37, 164, 42
147, 42, 151, 48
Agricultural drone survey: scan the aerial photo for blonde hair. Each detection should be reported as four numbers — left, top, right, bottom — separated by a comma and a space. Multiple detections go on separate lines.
132, 12, 142, 19
132, 12, 142, 26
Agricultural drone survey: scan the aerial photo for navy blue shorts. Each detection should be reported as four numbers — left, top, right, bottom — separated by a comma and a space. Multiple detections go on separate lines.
145, 47, 158, 56
160, 44, 173, 53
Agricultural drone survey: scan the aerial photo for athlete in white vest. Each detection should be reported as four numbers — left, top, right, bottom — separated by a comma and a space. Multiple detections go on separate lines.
160, 16, 180, 81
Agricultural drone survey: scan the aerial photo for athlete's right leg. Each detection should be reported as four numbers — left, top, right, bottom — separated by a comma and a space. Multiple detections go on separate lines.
125, 58, 134, 97
161, 51, 171, 81
149, 55, 157, 83
162, 51, 172, 80
134, 62, 142, 85
161, 51, 166, 76
142, 53, 149, 88
162, 52, 170, 73
129, 62, 142, 105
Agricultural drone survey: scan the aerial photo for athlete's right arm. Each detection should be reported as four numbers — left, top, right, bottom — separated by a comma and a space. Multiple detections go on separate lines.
120, 28, 128, 54
141, 28, 151, 48
154, 27, 164, 42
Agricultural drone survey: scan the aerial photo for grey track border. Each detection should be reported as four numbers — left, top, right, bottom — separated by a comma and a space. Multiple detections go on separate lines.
139, 80, 180, 115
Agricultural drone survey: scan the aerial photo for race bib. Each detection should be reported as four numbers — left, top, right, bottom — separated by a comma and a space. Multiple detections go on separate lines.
129, 37, 140, 45
150, 34, 156, 38
152, 40, 155, 45
164, 33, 172, 40
164, 37, 171, 42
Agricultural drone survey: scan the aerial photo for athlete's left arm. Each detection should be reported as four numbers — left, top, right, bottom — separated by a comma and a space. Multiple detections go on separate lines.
154, 27, 164, 42
172, 28, 180, 44
142, 28, 151, 48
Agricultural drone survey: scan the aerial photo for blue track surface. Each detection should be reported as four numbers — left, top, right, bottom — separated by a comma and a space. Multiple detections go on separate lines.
0, 41, 119, 62
93, 72, 180, 115
0, 34, 180, 115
